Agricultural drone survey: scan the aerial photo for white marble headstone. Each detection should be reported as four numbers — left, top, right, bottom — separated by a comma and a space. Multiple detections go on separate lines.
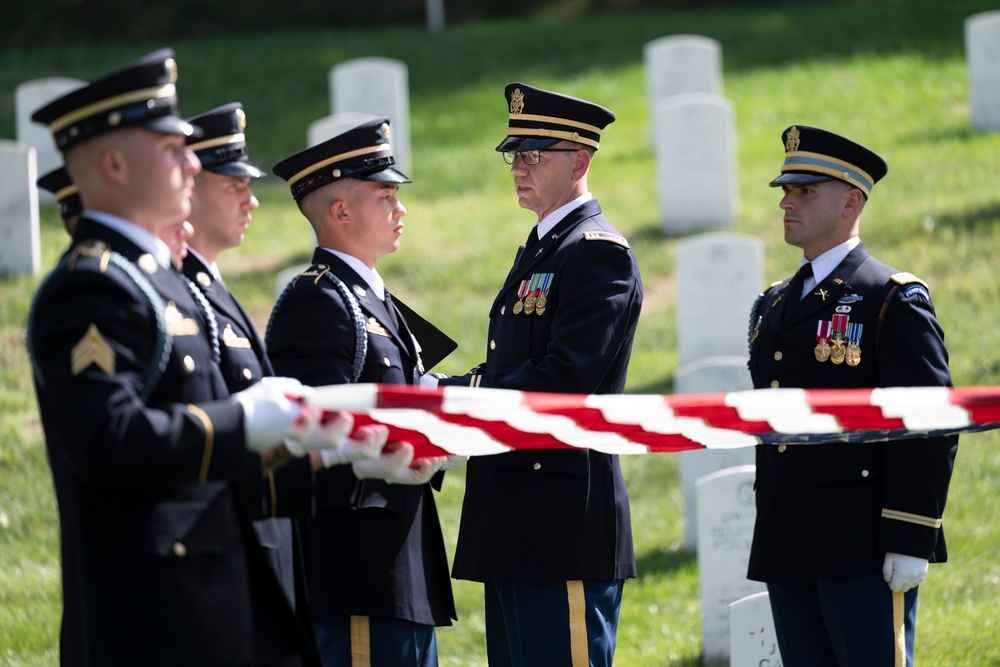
307, 112, 379, 148
696, 465, 767, 666
15, 77, 85, 206
653, 93, 738, 235
675, 232, 763, 365
966, 10, 1000, 132
675, 355, 756, 553
0, 141, 41, 275
643, 34, 722, 105
729, 591, 782, 667
329, 58, 412, 177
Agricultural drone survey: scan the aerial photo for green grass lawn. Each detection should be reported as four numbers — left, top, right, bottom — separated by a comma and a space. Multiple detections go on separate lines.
3, 1, 1000, 664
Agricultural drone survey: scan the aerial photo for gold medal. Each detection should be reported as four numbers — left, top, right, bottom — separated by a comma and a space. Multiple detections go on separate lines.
513, 300, 523, 315
846, 343, 861, 367
536, 292, 547, 309
830, 339, 846, 365
523, 293, 536, 315
535, 304, 546, 316
814, 340, 831, 362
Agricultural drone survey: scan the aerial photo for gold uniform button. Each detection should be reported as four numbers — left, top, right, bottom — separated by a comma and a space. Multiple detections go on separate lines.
383, 357, 391, 367
861, 469, 870, 478
774, 351, 783, 361
243, 368, 253, 380
777, 444, 787, 453
501, 305, 506, 315
183, 355, 196, 372
532, 462, 541, 471
490, 340, 496, 350
770, 380, 779, 389
172, 542, 187, 557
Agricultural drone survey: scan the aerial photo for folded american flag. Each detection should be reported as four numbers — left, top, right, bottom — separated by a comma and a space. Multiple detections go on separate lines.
305, 384, 1000, 459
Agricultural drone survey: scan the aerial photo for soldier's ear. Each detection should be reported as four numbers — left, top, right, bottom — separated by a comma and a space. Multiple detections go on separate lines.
99, 148, 127, 185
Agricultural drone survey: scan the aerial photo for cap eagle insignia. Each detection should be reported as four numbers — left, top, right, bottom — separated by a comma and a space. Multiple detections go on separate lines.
510, 88, 525, 115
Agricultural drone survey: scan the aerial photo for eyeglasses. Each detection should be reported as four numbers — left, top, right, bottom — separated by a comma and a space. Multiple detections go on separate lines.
502, 148, 580, 165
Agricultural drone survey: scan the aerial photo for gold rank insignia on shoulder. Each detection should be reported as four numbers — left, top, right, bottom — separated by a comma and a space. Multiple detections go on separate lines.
298, 264, 330, 286
365, 317, 392, 338
71, 324, 115, 376
69, 239, 111, 272
164, 301, 200, 336
583, 231, 630, 249
222, 323, 251, 349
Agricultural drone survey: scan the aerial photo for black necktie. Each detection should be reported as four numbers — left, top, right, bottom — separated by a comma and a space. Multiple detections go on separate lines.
383, 290, 400, 330
782, 262, 813, 320
524, 226, 540, 251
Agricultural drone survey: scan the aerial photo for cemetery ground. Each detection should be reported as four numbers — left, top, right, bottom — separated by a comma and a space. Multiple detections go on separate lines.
2, 1, 1000, 664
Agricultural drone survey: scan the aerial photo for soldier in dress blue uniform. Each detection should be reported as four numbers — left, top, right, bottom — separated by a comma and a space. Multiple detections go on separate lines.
183, 101, 304, 612
267, 117, 458, 667
432, 83, 643, 667
746, 126, 958, 666
27, 49, 356, 667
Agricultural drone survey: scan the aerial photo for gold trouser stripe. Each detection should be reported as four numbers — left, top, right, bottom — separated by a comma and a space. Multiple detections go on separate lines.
893, 591, 905, 667
187, 404, 214, 483
350, 615, 371, 667
567, 580, 589, 667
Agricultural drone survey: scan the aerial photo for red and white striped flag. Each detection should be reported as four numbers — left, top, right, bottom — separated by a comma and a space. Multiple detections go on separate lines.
303, 384, 1000, 460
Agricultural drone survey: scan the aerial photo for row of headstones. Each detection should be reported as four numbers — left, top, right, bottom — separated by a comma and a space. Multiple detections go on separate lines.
647, 8, 1000, 238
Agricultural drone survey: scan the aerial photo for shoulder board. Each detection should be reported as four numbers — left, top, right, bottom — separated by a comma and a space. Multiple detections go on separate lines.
889, 272, 928, 288
768, 280, 783, 290
68, 239, 112, 272
582, 231, 630, 249
297, 263, 332, 286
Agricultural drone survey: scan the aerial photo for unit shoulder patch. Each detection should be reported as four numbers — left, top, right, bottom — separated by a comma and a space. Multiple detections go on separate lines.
582, 231, 630, 249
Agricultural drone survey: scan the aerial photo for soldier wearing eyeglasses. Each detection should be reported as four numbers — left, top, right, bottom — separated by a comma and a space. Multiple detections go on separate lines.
432, 83, 643, 667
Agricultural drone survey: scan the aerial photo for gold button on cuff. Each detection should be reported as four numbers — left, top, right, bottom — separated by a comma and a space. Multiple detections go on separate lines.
183, 355, 196, 372
770, 380, 779, 389
774, 351, 783, 361
172, 542, 187, 557
532, 462, 541, 471
862, 469, 870, 478
777, 444, 787, 453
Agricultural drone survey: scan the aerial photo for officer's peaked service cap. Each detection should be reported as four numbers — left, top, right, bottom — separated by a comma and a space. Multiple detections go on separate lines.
37, 166, 82, 223
496, 82, 615, 153
31, 48, 195, 152
769, 125, 888, 198
272, 117, 410, 202
187, 102, 264, 179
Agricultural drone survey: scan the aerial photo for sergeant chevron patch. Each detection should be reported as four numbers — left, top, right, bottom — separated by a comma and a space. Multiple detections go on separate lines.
71, 324, 115, 376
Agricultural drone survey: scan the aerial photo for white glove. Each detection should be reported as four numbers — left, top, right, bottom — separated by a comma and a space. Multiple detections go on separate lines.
352, 444, 447, 485
882, 552, 929, 592
318, 424, 389, 467
284, 405, 354, 458
233, 377, 307, 453
439, 455, 469, 471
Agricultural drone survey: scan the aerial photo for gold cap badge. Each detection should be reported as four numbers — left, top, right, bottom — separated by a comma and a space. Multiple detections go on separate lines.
510, 87, 525, 115
785, 126, 801, 152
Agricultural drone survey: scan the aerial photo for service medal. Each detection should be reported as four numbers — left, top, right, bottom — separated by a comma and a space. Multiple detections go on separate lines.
513, 279, 529, 315
845, 322, 863, 367
523, 273, 542, 315
829, 313, 849, 364
534, 273, 553, 316
814, 320, 832, 362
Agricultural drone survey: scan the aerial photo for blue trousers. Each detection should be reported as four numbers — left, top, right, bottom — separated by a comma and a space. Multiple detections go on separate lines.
484, 579, 624, 667
312, 614, 438, 667
768, 573, 919, 666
